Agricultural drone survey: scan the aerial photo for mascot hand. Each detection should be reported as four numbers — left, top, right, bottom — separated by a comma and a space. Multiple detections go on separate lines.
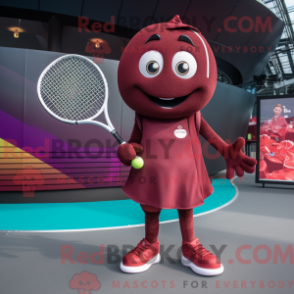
117, 142, 143, 166
224, 137, 257, 179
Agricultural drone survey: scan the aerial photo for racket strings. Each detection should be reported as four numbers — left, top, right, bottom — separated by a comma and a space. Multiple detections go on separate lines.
75, 76, 105, 115
39, 56, 106, 121
50, 59, 102, 119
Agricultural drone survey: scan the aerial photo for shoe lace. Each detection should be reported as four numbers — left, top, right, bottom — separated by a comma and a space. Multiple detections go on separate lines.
129, 240, 150, 257
188, 242, 212, 259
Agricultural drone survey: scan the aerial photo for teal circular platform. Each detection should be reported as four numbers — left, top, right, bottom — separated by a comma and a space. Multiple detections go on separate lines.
0, 179, 237, 231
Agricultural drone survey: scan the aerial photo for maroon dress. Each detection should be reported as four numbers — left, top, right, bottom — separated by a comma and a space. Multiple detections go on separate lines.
122, 112, 214, 209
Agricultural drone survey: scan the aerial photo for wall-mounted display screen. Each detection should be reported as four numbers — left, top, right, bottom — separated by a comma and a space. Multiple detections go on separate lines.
256, 95, 294, 184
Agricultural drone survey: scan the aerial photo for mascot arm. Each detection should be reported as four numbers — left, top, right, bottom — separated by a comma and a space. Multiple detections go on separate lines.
199, 116, 257, 179
117, 120, 143, 166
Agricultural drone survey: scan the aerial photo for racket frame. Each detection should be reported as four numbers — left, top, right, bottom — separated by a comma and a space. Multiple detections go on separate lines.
37, 54, 115, 133
37, 54, 143, 165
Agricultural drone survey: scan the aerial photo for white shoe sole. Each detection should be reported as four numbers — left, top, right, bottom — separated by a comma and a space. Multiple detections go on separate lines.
120, 253, 161, 274
181, 255, 224, 276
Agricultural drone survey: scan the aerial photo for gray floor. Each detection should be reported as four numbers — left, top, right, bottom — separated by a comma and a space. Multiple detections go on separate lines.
0, 172, 294, 294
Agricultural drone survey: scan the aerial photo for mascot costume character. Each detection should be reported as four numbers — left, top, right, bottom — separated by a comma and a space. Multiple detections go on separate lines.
117, 15, 257, 276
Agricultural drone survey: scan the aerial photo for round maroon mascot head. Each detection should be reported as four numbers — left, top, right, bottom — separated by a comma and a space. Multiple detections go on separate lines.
118, 15, 217, 119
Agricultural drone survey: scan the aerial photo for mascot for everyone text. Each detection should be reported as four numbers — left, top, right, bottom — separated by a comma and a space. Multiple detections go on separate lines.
117, 15, 257, 276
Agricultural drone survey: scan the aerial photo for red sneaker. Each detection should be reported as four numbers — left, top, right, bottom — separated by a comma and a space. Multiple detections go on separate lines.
120, 238, 160, 273
181, 237, 224, 276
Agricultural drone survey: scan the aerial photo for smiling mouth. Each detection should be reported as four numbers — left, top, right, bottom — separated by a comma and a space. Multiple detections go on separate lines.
146, 93, 190, 109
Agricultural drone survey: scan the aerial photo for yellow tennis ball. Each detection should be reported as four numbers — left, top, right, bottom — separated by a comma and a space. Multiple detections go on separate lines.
131, 156, 144, 169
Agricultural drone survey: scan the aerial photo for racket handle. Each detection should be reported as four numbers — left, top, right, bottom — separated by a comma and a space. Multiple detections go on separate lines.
111, 129, 125, 145
111, 129, 144, 169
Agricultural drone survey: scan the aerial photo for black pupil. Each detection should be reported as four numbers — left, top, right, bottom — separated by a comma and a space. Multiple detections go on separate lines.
178, 62, 188, 74
147, 62, 158, 73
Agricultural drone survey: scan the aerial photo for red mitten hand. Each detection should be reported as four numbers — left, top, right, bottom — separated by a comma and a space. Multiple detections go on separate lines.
117, 142, 143, 166
224, 137, 257, 179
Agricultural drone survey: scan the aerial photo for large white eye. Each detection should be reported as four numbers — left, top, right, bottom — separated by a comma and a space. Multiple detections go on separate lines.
172, 51, 197, 79
139, 50, 163, 78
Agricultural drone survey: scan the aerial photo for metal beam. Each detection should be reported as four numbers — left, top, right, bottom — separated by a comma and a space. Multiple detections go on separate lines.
286, 45, 294, 74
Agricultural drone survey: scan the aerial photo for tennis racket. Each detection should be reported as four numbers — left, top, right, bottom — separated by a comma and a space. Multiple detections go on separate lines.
37, 54, 144, 169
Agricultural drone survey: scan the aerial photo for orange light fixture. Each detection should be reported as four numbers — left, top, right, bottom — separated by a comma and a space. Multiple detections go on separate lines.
8, 26, 25, 38
14, 30, 19, 38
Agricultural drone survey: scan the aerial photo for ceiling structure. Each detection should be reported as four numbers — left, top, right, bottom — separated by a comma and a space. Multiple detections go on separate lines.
0, 0, 285, 87
248, 0, 294, 95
